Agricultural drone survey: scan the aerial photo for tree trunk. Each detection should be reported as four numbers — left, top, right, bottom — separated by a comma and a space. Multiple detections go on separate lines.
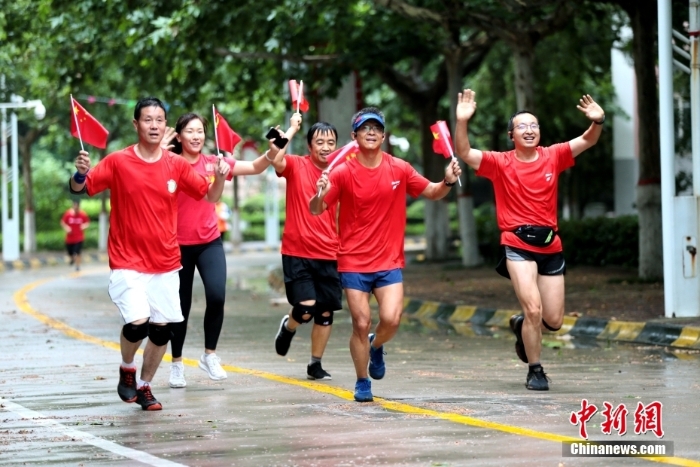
446, 50, 481, 266
420, 101, 449, 260
511, 36, 537, 112
629, 0, 663, 279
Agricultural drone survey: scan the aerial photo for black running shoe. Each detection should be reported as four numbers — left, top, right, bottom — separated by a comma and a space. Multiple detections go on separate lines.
117, 366, 137, 403
307, 361, 332, 380
275, 315, 296, 356
526, 365, 550, 391
509, 314, 528, 363
136, 385, 163, 411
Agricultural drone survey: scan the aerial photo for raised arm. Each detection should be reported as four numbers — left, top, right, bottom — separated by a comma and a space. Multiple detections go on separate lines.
568, 94, 605, 158
205, 158, 231, 202
420, 159, 462, 200
271, 112, 303, 173
455, 89, 484, 171
70, 150, 91, 193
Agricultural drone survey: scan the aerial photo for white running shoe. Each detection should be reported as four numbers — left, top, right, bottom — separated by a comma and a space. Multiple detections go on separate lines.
198, 353, 227, 381
169, 362, 187, 388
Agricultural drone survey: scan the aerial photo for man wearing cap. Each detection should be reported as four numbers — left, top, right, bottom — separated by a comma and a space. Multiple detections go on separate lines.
311, 107, 461, 402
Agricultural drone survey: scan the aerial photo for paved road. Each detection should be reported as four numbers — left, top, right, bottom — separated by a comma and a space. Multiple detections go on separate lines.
1, 253, 699, 466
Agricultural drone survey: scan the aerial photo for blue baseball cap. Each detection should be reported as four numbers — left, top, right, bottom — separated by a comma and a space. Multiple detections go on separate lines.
352, 113, 385, 132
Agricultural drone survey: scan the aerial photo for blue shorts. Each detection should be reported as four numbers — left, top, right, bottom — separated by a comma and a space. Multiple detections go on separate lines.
339, 269, 403, 293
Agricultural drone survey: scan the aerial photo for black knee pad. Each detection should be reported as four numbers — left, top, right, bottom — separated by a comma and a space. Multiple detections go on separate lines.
542, 319, 561, 332
122, 321, 149, 343
313, 306, 334, 326
148, 323, 172, 346
291, 303, 315, 324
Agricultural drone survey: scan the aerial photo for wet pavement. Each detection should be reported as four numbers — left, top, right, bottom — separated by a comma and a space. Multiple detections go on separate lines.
1, 252, 699, 466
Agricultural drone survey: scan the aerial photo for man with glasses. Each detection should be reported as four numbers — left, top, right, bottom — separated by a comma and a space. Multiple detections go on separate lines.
453, 89, 605, 391
311, 107, 461, 402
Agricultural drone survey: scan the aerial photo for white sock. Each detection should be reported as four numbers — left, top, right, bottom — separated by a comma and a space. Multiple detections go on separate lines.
121, 361, 136, 370
137, 379, 150, 389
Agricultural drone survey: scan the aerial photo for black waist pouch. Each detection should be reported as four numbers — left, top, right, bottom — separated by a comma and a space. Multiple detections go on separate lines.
512, 225, 557, 247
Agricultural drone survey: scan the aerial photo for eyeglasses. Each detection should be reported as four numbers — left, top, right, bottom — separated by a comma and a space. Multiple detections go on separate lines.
514, 123, 540, 131
357, 124, 384, 134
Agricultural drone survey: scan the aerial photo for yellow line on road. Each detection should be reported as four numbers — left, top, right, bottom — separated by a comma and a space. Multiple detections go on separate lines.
13, 277, 700, 467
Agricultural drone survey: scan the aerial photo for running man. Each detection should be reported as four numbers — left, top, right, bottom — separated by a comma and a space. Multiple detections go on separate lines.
311, 107, 461, 401
69, 97, 231, 410
162, 112, 282, 388
454, 89, 605, 391
60, 200, 90, 271
272, 117, 342, 381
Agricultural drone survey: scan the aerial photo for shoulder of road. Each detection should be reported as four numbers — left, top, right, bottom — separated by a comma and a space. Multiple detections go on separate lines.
7, 239, 699, 351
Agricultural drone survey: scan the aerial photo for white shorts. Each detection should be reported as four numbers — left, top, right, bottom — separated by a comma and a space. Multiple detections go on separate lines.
108, 269, 183, 324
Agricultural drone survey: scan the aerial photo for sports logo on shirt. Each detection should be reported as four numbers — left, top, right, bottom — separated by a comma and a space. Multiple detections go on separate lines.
167, 179, 177, 193
392, 181, 400, 190
545, 173, 553, 182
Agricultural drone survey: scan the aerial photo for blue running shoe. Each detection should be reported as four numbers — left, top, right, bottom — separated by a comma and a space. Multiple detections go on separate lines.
354, 378, 373, 402
368, 333, 386, 380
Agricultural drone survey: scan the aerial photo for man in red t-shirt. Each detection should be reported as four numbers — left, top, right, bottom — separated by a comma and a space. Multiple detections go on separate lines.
69, 97, 231, 411
454, 89, 605, 391
60, 200, 90, 271
311, 107, 461, 402
272, 119, 341, 382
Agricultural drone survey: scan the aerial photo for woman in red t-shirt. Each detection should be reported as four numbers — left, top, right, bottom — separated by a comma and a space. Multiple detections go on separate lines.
162, 112, 283, 388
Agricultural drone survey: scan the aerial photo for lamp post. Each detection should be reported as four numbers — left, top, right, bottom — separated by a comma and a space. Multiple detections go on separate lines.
0, 93, 45, 261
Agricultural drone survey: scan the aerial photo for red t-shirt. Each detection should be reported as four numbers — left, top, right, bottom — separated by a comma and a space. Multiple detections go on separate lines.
325, 152, 430, 272
177, 154, 236, 245
476, 142, 574, 253
277, 155, 338, 260
62, 209, 89, 244
85, 145, 210, 273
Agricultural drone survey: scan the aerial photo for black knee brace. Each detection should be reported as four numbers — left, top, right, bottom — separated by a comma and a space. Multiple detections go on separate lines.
313, 305, 334, 326
291, 303, 315, 324
148, 323, 172, 346
542, 319, 561, 332
122, 321, 149, 343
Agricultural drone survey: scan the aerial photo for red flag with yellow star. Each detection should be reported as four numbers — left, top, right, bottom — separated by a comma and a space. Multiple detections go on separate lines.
70, 96, 109, 149
430, 121, 454, 159
288, 80, 309, 113
213, 108, 242, 153
325, 141, 359, 171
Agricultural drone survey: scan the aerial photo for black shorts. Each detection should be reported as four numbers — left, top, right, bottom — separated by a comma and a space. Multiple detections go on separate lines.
66, 242, 83, 256
282, 255, 342, 311
495, 246, 566, 279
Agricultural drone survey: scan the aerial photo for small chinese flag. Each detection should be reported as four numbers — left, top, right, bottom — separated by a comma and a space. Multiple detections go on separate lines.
213, 109, 242, 153
70, 97, 109, 149
288, 80, 309, 113
325, 141, 359, 171
430, 120, 454, 159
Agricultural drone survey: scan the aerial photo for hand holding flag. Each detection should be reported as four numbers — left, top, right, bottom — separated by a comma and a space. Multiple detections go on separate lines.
288, 80, 309, 113
317, 141, 359, 197
430, 120, 461, 186
213, 106, 242, 155
70, 95, 109, 150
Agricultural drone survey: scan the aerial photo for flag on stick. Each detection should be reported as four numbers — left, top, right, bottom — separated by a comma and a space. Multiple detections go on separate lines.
70, 95, 109, 150
288, 80, 309, 113
317, 141, 359, 197
213, 106, 242, 154
430, 120, 461, 186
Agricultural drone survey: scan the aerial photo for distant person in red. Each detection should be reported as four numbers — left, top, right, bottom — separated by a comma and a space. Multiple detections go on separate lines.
311, 107, 461, 402
60, 200, 90, 271
69, 97, 231, 411
454, 89, 605, 391
271, 117, 341, 382
159, 112, 283, 389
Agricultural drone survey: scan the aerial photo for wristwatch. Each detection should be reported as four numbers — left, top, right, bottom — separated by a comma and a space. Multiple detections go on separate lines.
444, 178, 456, 187
594, 115, 606, 125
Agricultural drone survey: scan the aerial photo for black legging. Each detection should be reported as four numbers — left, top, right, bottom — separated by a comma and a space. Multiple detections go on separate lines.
170, 237, 226, 359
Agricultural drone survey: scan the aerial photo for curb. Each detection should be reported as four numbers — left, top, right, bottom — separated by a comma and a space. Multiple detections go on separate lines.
0, 252, 109, 272
401, 298, 700, 350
